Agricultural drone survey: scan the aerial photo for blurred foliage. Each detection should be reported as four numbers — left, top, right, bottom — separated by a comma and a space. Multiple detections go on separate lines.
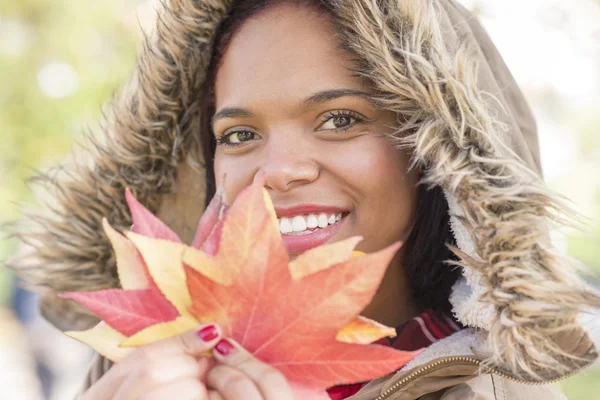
0, 0, 599, 398
0, 0, 143, 302
565, 110, 600, 275
551, 112, 600, 278
556, 367, 600, 399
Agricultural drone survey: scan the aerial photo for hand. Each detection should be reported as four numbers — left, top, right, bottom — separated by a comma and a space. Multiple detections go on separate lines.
206, 336, 294, 400
81, 323, 222, 400
80, 325, 295, 400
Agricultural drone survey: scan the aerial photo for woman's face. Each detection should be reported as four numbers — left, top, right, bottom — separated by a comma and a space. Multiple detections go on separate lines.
213, 3, 419, 256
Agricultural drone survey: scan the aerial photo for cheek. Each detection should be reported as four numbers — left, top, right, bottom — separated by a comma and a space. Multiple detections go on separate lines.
335, 138, 417, 247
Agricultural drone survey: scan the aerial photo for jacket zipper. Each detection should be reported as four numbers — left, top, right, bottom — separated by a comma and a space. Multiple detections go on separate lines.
373, 356, 583, 400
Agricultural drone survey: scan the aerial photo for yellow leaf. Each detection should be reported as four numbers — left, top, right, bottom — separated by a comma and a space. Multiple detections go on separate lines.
102, 218, 148, 290
65, 322, 132, 362
120, 315, 199, 347
261, 188, 279, 233
336, 315, 397, 344
289, 236, 363, 280
351, 251, 366, 259
182, 248, 233, 285
126, 232, 191, 315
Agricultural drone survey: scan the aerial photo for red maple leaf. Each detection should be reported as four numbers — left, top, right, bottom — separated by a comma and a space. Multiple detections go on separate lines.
61, 181, 420, 399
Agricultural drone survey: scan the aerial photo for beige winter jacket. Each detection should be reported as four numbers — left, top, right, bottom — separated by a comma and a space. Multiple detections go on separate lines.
8, 0, 599, 399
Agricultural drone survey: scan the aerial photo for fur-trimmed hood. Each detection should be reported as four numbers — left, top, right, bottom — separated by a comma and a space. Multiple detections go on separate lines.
8, 0, 599, 383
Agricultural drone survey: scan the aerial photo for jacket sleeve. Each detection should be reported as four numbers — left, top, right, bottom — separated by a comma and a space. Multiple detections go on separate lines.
439, 374, 567, 400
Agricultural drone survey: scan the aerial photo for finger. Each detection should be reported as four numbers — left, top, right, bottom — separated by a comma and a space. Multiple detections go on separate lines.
115, 354, 203, 399
82, 325, 221, 400
112, 325, 220, 399
207, 390, 225, 400
206, 365, 263, 400
197, 356, 217, 383
212, 338, 294, 400
123, 324, 221, 365
138, 378, 208, 400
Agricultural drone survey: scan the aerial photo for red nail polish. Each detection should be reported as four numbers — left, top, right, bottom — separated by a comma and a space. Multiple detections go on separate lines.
215, 339, 235, 356
197, 325, 218, 342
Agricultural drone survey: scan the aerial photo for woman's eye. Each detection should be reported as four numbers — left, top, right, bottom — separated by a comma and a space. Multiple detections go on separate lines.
319, 111, 364, 131
217, 130, 257, 146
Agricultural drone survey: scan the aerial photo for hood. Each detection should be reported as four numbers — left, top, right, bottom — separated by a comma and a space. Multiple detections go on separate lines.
7, 0, 598, 382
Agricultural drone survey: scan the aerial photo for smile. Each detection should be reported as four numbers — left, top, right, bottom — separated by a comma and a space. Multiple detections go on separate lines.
275, 206, 350, 254
278, 212, 343, 235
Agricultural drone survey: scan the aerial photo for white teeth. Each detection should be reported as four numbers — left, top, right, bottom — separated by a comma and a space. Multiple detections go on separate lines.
278, 212, 345, 234
318, 213, 329, 228
292, 216, 307, 232
279, 217, 293, 234
306, 214, 318, 229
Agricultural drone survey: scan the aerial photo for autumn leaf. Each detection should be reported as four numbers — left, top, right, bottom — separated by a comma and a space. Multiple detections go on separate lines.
66, 322, 131, 362
190, 184, 229, 255
60, 289, 179, 336
183, 226, 413, 393
336, 316, 397, 344
62, 181, 420, 398
125, 188, 182, 243
102, 218, 149, 290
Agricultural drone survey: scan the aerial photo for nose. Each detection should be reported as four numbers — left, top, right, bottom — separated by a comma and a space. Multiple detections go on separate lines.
255, 141, 319, 192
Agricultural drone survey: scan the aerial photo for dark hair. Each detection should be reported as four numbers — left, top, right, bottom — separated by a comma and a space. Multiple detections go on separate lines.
199, 0, 461, 314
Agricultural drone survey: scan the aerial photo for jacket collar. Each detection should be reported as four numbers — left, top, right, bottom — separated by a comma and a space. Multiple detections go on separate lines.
350, 326, 598, 399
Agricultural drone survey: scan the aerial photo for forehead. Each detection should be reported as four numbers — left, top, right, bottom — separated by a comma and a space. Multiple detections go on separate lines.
215, 3, 367, 109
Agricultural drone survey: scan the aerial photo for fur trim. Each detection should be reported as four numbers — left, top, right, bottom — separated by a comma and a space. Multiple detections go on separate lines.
445, 189, 495, 330
6, 0, 234, 329
329, 0, 600, 379
6, 0, 599, 381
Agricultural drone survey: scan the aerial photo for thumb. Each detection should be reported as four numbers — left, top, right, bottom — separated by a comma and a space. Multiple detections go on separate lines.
173, 323, 223, 357
130, 323, 223, 360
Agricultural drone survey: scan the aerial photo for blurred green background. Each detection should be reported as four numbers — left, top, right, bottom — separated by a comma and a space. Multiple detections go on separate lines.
0, 0, 598, 399
0, 0, 145, 304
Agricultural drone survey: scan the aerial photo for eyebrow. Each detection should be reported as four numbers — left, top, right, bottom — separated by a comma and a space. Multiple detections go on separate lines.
300, 88, 373, 108
211, 88, 373, 127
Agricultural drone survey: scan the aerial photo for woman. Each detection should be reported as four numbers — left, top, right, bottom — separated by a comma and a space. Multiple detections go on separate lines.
9, 0, 599, 399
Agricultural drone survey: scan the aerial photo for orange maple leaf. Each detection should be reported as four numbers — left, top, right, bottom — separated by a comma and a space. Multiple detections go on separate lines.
61, 181, 418, 398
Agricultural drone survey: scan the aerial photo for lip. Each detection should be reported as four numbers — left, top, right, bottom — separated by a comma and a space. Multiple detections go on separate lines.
275, 204, 348, 218
281, 214, 347, 254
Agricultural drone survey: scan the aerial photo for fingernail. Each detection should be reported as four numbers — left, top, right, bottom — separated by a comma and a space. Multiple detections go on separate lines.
215, 339, 235, 356
197, 325, 218, 342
